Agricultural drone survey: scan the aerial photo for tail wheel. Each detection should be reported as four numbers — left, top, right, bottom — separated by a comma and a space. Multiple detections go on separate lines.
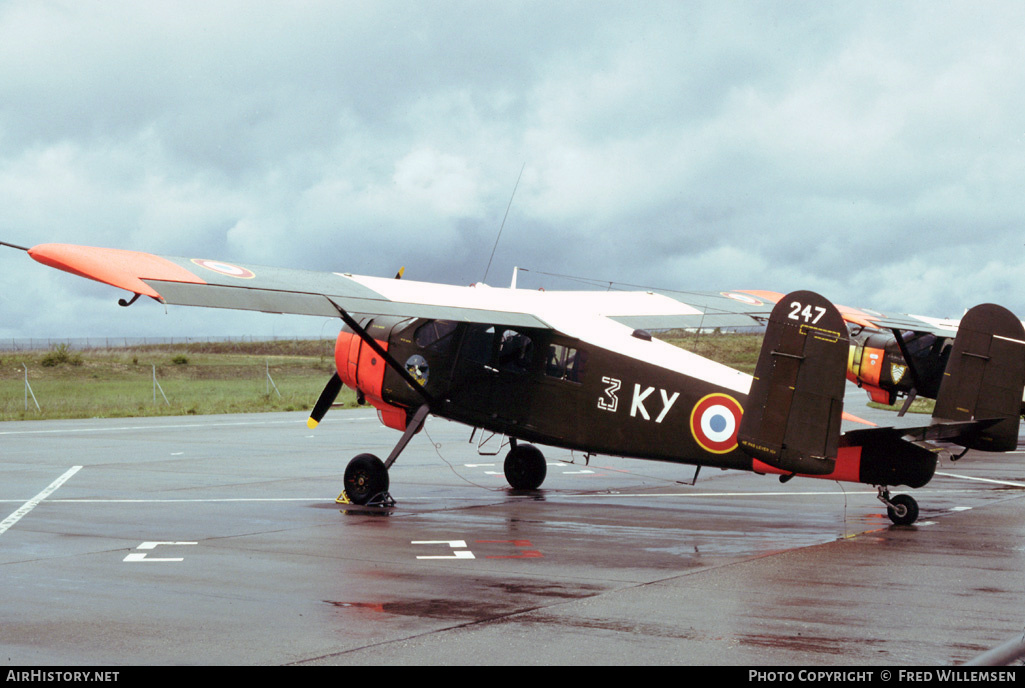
886, 493, 919, 526
344, 453, 389, 505
504, 444, 547, 491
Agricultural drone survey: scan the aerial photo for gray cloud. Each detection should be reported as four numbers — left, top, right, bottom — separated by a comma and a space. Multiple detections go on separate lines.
3, 0, 1025, 338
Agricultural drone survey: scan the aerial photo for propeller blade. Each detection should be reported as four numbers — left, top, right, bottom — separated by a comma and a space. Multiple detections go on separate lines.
898, 388, 918, 417
308, 373, 343, 429
394, 266, 405, 279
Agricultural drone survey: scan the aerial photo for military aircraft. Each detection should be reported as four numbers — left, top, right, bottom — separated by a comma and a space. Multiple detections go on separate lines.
6, 241, 1024, 526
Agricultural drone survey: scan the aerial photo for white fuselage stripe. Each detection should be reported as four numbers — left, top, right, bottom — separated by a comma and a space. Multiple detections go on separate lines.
338, 276, 752, 394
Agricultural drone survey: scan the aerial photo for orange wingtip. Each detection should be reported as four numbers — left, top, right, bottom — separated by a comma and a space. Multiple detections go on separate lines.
28, 243, 205, 300
837, 305, 880, 331
842, 410, 876, 427
735, 289, 785, 304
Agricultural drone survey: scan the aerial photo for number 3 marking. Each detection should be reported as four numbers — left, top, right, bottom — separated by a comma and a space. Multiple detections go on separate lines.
788, 301, 826, 324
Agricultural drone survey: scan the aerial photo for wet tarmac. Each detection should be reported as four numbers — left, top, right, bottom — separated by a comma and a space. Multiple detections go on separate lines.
1, 405, 1024, 666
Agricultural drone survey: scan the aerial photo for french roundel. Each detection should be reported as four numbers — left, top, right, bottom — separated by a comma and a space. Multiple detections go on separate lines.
191, 259, 256, 279
690, 393, 743, 454
721, 291, 762, 306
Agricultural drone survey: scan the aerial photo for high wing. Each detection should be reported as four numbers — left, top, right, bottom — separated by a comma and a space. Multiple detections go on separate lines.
25, 243, 709, 329
632, 288, 960, 337
23, 243, 959, 338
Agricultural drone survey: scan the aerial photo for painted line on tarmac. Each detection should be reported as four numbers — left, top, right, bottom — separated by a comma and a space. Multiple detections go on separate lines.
935, 471, 1025, 488
0, 466, 82, 536
563, 488, 972, 498
3, 497, 339, 504
565, 490, 881, 498
0, 415, 377, 436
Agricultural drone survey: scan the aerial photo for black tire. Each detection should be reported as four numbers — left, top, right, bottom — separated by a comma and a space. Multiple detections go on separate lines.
504, 444, 546, 491
886, 493, 919, 526
344, 453, 389, 505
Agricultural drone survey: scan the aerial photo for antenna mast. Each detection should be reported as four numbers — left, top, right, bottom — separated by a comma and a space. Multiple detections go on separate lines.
482, 162, 525, 284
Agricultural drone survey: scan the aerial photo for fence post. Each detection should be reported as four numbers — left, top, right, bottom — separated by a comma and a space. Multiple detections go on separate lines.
152, 365, 170, 406
23, 364, 40, 412
266, 360, 281, 398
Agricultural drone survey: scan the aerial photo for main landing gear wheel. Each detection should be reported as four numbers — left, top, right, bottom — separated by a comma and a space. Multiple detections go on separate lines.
504, 443, 547, 491
886, 494, 919, 526
343, 453, 389, 505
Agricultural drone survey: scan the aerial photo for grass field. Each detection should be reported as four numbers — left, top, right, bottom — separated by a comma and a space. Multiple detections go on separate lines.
662, 330, 762, 374
0, 339, 358, 421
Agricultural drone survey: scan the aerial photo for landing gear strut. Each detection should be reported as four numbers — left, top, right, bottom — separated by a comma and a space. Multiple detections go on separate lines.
877, 487, 919, 526
504, 441, 547, 491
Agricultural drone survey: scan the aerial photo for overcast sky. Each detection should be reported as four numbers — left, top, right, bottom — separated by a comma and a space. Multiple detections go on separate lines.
2, 0, 1025, 340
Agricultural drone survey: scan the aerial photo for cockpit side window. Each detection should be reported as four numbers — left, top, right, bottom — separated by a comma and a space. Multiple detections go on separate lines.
414, 320, 459, 352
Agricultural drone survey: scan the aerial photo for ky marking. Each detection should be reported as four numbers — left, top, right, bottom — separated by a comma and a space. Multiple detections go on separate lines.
630, 385, 680, 424
597, 377, 679, 423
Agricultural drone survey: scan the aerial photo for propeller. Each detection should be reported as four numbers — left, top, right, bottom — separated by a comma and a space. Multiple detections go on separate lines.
307, 373, 343, 429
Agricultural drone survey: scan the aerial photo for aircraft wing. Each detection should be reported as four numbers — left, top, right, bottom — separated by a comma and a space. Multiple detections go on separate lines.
616, 288, 960, 337
22, 243, 734, 333
17, 243, 962, 338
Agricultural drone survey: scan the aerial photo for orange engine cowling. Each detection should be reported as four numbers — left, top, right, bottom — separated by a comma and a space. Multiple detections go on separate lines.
334, 328, 409, 431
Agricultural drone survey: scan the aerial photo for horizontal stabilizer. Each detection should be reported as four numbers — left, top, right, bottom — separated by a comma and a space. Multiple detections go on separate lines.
738, 290, 849, 475
931, 303, 1025, 452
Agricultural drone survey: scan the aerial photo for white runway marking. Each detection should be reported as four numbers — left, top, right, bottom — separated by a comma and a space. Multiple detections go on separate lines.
563, 488, 967, 498
0, 415, 377, 436
124, 541, 198, 562
935, 471, 1025, 488
0, 497, 336, 504
0, 466, 82, 536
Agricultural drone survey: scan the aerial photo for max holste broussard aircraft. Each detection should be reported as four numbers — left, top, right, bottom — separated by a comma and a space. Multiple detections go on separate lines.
5, 241, 1025, 526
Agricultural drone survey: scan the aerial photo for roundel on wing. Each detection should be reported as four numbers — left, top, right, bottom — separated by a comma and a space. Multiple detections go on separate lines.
191, 259, 256, 279
721, 291, 763, 306
690, 393, 743, 454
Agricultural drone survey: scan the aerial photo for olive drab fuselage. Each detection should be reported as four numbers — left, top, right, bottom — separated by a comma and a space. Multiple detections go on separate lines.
335, 316, 754, 472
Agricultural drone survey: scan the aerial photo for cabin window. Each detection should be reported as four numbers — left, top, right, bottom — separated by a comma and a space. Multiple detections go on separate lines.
546, 344, 585, 382
498, 329, 534, 372
462, 324, 495, 364
415, 320, 459, 352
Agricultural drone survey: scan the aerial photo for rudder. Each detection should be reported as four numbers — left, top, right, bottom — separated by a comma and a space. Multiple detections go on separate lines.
738, 291, 849, 475
932, 303, 1025, 452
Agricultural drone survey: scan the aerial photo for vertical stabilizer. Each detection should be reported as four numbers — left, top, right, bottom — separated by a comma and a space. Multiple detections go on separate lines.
932, 303, 1025, 452
738, 291, 849, 475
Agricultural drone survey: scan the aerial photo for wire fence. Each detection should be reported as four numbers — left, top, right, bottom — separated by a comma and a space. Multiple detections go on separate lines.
1, 345, 340, 419
0, 335, 328, 352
